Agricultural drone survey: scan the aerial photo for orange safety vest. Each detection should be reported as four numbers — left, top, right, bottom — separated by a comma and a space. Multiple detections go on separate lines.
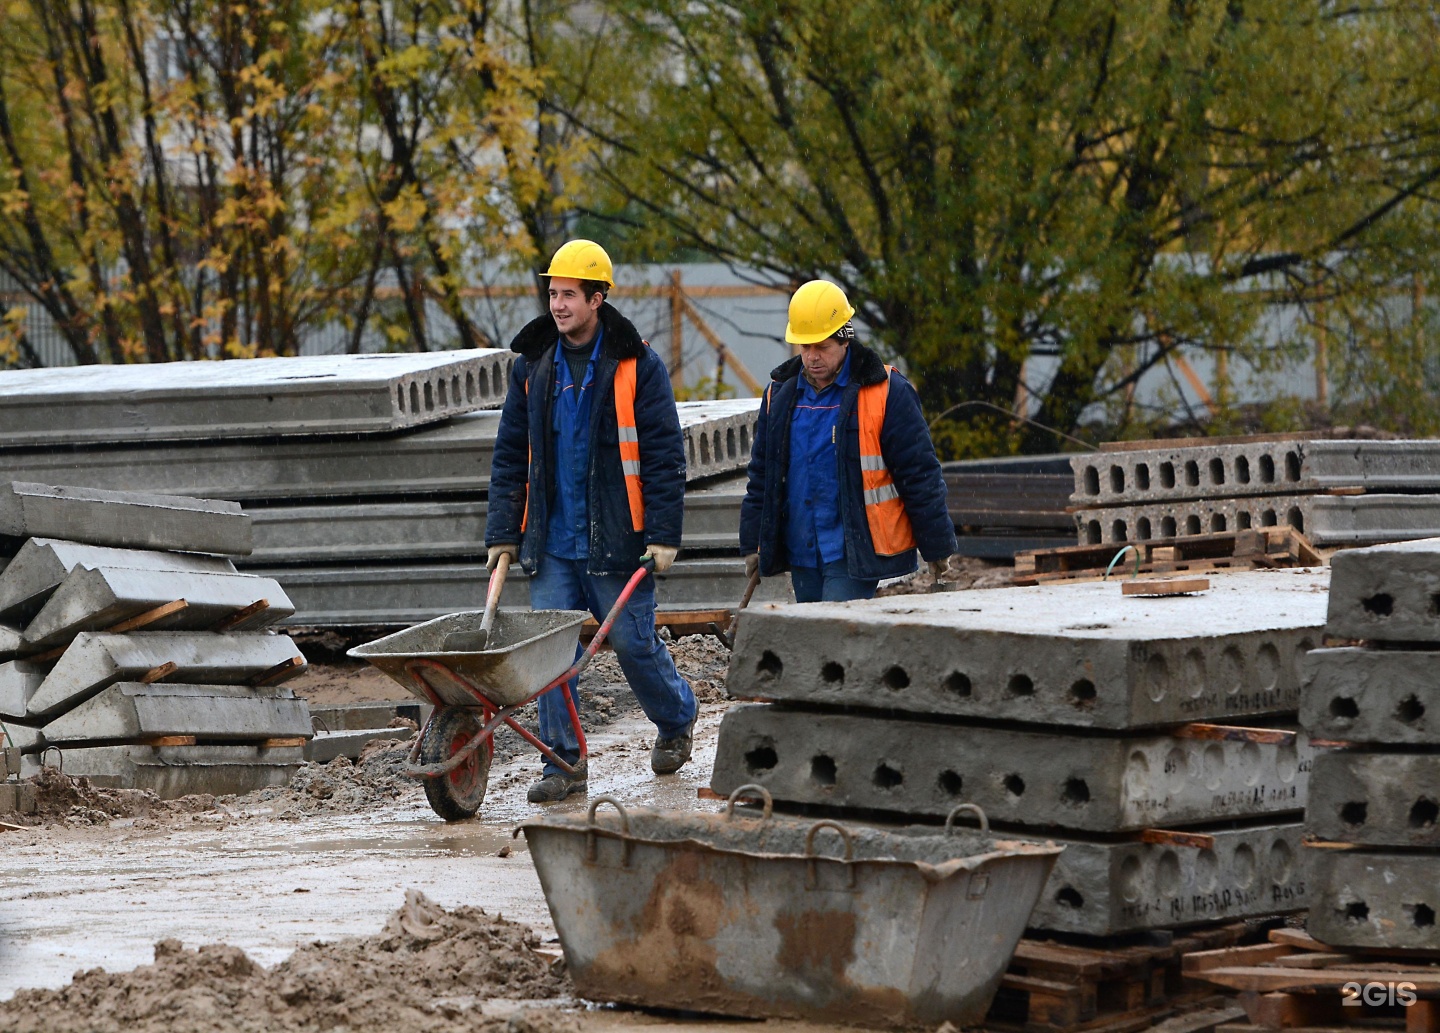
520, 357, 644, 533
855, 367, 916, 556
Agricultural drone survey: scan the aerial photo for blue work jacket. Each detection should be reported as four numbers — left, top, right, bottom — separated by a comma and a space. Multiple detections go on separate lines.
739, 341, 958, 581
485, 304, 686, 576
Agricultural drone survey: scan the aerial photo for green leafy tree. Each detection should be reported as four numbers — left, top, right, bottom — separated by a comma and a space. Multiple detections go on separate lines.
571, 0, 1440, 453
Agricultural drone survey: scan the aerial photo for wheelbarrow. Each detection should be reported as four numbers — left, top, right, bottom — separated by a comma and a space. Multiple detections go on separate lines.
348, 558, 655, 820
521, 787, 1064, 1027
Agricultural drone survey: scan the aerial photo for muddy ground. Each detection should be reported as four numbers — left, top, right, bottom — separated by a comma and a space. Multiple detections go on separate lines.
0, 632, 869, 1032
0, 567, 1011, 1031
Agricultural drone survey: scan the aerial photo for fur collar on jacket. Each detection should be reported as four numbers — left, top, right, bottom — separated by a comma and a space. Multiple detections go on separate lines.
508, 301, 646, 362
769, 340, 889, 389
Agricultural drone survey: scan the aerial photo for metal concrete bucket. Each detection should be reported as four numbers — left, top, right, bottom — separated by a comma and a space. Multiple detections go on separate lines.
347, 609, 588, 707
521, 789, 1063, 1028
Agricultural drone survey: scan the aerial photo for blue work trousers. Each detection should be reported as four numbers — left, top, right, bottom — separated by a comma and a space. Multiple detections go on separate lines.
790, 561, 880, 603
529, 553, 697, 776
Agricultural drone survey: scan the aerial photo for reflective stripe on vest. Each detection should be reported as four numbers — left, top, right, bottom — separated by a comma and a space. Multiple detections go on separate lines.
855, 367, 916, 556
520, 353, 645, 534
614, 357, 645, 531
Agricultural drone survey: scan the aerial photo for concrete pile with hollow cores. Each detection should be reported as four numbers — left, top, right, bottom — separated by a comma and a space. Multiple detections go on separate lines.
1301, 538, 1440, 950
712, 568, 1329, 935
0, 487, 313, 799
1068, 438, 1440, 548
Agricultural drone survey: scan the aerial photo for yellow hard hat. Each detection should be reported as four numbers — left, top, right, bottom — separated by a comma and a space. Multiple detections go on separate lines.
785, 279, 855, 344
543, 239, 614, 288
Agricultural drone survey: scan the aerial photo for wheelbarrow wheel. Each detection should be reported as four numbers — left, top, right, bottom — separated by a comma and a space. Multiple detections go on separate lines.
419, 707, 492, 821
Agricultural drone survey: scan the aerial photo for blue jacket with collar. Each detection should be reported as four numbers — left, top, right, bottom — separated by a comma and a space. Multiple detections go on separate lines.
739, 341, 957, 581
485, 303, 686, 576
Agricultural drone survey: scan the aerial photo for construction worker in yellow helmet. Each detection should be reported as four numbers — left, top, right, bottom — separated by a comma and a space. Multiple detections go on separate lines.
739, 279, 956, 602
485, 239, 697, 802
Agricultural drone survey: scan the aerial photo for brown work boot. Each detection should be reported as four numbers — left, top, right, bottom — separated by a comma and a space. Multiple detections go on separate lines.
651, 719, 695, 775
526, 761, 587, 803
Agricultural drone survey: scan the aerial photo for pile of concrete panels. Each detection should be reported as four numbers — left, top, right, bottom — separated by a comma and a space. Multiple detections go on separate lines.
1069, 437, 1440, 547
711, 569, 1330, 936
1301, 539, 1440, 950
0, 483, 313, 798
0, 352, 772, 624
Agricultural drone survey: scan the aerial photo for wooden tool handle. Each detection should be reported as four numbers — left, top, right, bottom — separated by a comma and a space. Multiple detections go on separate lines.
479, 552, 510, 636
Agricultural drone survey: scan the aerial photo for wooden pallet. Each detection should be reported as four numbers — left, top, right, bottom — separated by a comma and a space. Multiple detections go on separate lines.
1014, 528, 1321, 586
986, 923, 1252, 1033
1185, 927, 1440, 1032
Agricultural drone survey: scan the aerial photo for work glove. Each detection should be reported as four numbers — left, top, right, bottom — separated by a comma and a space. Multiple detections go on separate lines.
744, 553, 760, 580
642, 544, 678, 573
928, 558, 949, 581
486, 543, 518, 571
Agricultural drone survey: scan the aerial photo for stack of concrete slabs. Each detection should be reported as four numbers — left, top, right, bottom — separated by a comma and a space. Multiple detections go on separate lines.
1301, 537, 1440, 951
727, 569, 1329, 729
0, 350, 516, 446
25, 631, 305, 719
0, 483, 251, 556
0, 538, 236, 623
22, 567, 294, 650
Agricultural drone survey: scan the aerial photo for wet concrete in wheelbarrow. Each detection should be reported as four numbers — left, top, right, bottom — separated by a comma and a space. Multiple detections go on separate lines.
0, 702, 729, 1004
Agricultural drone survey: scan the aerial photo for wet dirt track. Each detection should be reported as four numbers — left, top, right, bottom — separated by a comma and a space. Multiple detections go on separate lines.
0, 704, 727, 1003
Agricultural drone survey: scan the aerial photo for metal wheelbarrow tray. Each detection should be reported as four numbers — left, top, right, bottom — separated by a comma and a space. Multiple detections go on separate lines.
522, 794, 1064, 1028
348, 609, 589, 707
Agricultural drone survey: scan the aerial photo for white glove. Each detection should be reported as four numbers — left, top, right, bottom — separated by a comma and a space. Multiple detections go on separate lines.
487, 544, 518, 571
744, 553, 759, 579
642, 544, 678, 573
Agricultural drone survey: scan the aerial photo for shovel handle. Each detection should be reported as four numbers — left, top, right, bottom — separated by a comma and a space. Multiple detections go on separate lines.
479, 552, 510, 637
737, 570, 761, 612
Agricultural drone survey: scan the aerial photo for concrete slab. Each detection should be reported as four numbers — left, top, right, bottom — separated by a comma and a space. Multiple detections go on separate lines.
0, 350, 516, 446
0, 538, 236, 623
0, 624, 17, 662
26, 631, 306, 720
0, 482, 250, 556
727, 569, 1328, 729
1072, 496, 1313, 546
1032, 822, 1307, 935
676, 400, 760, 481
27, 743, 304, 799
0, 414, 502, 502
710, 703, 1312, 832
1303, 439, 1440, 492
304, 726, 413, 764
23, 568, 294, 650
1070, 441, 1312, 506
0, 400, 756, 505
0, 661, 45, 721
243, 479, 745, 565
42, 683, 311, 744
307, 699, 431, 732
1306, 494, 1440, 546
259, 557, 793, 627
1327, 538, 1440, 641
1305, 751, 1440, 848
1301, 647, 1440, 744
1307, 848, 1440, 950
